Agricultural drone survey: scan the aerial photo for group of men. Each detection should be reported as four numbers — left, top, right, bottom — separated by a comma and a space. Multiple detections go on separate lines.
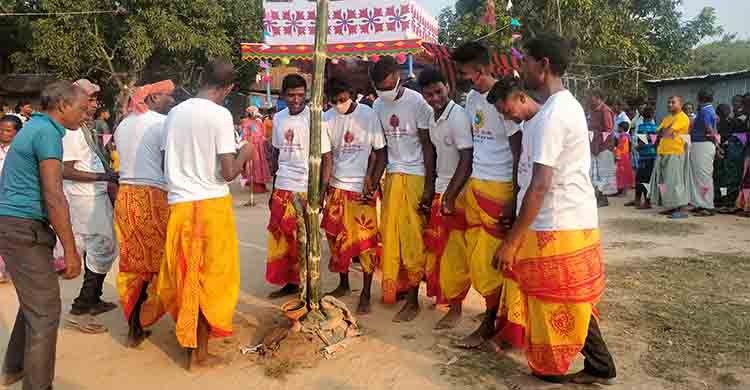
0, 32, 617, 389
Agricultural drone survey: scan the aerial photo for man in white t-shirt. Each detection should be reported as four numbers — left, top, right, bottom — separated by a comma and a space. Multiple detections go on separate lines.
417, 68, 474, 330
320, 77, 386, 315
492, 34, 616, 385
112, 79, 175, 348
371, 56, 435, 322
160, 60, 252, 371
266, 74, 333, 299
449, 42, 522, 347
63, 78, 120, 319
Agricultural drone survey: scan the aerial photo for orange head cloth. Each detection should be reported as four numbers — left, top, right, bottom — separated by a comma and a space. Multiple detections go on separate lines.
127, 80, 175, 115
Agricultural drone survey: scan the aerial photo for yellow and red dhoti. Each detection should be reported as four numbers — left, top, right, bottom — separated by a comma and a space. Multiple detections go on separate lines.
114, 184, 169, 326
497, 229, 606, 376
155, 195, 239, 348
440, 178, 512, 305
266, 189, 306, 286
423, 193, 468, 304
380, 173, 426, 304
321, 188, 380, 274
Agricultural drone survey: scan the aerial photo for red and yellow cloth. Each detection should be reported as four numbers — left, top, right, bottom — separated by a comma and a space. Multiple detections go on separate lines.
423, 193, 468, 304
266, 189, 305, 286
114, 184, 169, 326
440, 178, 512, 303
380, 173, 426, 304
498, 229, 606, 376
321, 188, 381, 274
155, 195, 239, 348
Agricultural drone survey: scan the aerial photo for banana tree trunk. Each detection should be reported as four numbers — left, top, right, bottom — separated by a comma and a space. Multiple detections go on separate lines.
304, 0, 329, 316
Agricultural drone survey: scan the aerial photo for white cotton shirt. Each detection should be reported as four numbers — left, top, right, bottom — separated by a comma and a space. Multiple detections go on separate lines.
114, 110, 167, 190
429, 101, 474, 194
0, 144, 9, 178
324, 104, 386, 193
517, 89, 598, 231
372, 88, 433, 176
163, 98, 237, 204
465, 89, 520, 182
272, 106, 332, 193
62, 128, 107, 197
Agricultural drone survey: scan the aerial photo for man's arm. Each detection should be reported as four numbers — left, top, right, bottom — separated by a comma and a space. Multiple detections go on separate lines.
441, 148, 472, 215
418, 128, 436, 214
506, 131, 523, 223
219, 143, 253, 182
365, 146, 387, 197
63, 161, 116, 182
320, 152, 332, 195
493, 163, 553, 270
40, 160, 81, 279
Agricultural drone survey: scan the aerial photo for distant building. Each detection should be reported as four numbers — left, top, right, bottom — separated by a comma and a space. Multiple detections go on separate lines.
645, 69, 750, 120
0, 73, 57, 110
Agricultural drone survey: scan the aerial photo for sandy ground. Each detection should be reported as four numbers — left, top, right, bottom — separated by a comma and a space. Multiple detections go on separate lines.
1, 188, 749, 390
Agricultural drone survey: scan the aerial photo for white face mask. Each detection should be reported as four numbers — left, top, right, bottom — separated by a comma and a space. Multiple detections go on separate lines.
334, 99, 353, 114
376, 78, 400, 102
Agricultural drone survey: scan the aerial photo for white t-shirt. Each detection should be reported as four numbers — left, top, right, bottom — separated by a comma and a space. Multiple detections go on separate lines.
114, 110, 167, 190
0, 144, 9, 178
465, 89, 520, 182
372, 88, 433, 176
517, 89, 598, 231
272, 106, 332, 193
324, 104, 386, 193
163, 98, 237, 204
429, 101, 473, 194
62, 128, 107, 197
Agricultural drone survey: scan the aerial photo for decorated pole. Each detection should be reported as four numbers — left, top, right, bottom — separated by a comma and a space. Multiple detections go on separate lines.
304, 0, 329, 316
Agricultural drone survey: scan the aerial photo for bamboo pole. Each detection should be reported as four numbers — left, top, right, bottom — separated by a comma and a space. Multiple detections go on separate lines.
304, 0, 329, 319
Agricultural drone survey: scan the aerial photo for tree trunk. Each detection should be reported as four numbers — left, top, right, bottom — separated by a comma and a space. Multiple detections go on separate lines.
303, 0, 329, 317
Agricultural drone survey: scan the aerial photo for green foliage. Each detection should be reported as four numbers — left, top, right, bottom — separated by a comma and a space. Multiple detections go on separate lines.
3, 0, 263, 93
686, 37, 750, 75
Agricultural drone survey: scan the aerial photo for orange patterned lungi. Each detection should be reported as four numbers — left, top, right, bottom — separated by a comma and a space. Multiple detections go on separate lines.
321, 187, 380, 274
266, 189, 305, 286
423, 193, 468, 304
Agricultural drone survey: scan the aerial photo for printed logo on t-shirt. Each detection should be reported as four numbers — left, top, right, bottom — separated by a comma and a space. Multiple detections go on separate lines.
281, 128, 302, 152
473, 111, 485, 132
344, 130, 354, 144
384, 114, 408, 138
336, 129, 365, 157
472, 110, 495, 143
284, 129, 294, 144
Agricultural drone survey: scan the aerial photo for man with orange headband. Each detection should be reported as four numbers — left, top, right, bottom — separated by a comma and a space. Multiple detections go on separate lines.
113, 80, 176, 347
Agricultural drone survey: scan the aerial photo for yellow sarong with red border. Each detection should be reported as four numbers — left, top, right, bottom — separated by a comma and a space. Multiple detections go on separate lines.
497, 229, 606, 376
440, 178, 511, 303
424, 193, 468, 304
266, 189, 306, 286
155, 195, 239, 348
380, 173, 426, 304
321, 187, 380, 274
114, 184, 169, 326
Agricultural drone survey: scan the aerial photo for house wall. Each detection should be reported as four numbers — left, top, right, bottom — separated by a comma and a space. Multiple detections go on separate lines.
651, 76, 750, 121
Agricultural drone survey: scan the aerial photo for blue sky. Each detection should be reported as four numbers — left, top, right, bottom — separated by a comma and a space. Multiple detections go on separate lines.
419, 0, 750, 40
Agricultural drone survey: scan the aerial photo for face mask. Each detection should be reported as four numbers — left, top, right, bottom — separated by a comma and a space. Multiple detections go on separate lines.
376, 78, 400, 102
334, 99, 352, 114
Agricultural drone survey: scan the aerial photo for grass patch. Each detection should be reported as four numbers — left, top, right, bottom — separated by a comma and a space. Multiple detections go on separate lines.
607, 217, 703, 236
603, 252, 750, 387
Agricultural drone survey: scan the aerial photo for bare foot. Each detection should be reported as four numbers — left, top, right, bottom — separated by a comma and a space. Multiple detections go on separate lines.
356, 294, 371, 315
434, 307, 461, 330
126, 329, 151, 348
189, 352, 226, 372
268, 284, 299, 299
2, 371, 23, 386
392, 301, 420, 323
455, 320, 494, 349
325, 284, 351, 298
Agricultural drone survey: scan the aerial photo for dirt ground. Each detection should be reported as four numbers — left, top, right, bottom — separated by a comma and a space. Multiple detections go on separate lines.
1, 189, 749, 390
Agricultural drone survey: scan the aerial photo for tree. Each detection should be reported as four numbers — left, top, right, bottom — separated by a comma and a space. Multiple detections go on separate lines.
686, 36, 750, 75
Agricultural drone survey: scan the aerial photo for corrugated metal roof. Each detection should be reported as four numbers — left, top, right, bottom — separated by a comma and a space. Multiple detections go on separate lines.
645, 69, 750, 85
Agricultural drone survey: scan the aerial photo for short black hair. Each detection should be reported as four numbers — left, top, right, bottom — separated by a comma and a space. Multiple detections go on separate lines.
697, 90, 713, 103
94, 107, 109, 119
417, 67, 446, 89
282, 74, 307, 93
524, 33, 572, 76
717, 103, 731, 117
642, 106, 655, 119
451, 42, 490, 65
15, 99, 31, 113
617, 121, 629, 131
0, 114, 23, 131
590, 89, 606, 100
369, 56, 400, 85
487, 77, 524, 105
326, 77, 352, 99
202, 59, 235, 88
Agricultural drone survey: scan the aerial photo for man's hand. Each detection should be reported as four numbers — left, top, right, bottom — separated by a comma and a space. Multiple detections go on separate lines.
363, 176, 378, 199
98, 172, 119, 183
61, 249, 82, 280
440, 196, 456, 216
418, 192, 433, 217
492, 234, 522, 272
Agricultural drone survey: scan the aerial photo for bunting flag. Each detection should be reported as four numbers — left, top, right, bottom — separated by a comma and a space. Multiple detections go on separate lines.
506, 0, 513, 11
422, 42, 457, 94
482, 0, 497, 28
736, 133, 748, 145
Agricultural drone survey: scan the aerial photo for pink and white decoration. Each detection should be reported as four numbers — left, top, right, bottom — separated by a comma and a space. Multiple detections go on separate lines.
262, 0, 438, 46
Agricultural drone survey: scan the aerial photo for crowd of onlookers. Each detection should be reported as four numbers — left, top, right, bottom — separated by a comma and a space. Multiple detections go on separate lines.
587, 91, 750, 219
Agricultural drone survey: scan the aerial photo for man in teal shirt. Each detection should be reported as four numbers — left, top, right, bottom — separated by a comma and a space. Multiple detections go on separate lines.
0, 81, 86, 390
